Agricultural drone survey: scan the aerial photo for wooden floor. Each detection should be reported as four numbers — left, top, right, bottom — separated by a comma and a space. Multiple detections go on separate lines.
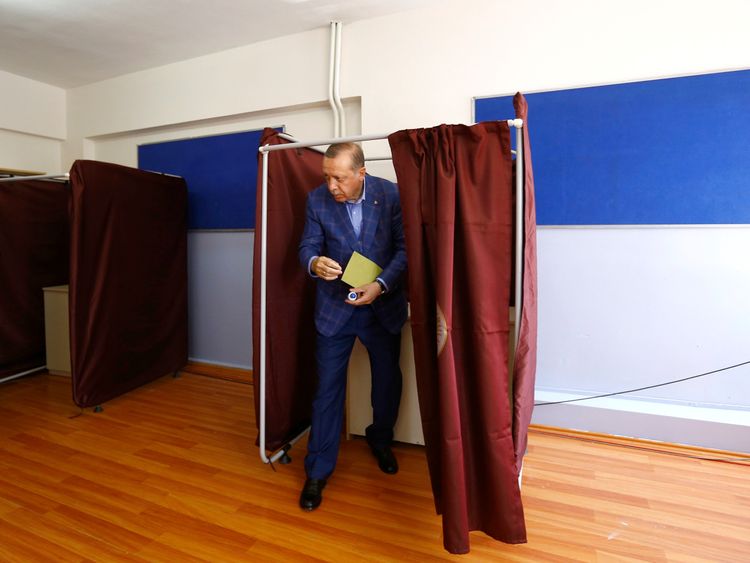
0, 373, 748, 562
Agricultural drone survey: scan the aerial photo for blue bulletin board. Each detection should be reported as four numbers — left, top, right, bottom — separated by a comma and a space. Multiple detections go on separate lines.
475, 69, 750, 225
138, 128, 279, 230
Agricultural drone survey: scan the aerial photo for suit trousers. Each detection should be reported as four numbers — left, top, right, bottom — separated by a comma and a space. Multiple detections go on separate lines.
304, 305, 403, 480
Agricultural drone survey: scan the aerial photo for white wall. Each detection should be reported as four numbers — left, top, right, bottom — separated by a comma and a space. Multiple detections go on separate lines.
186, 231, 253, 368
64, 27, 332, 164
0, 70, 65, 173
61, 0, 750, 451
538, 227, 750, 409
533, 227, 750, 452
0, 129, 62, 175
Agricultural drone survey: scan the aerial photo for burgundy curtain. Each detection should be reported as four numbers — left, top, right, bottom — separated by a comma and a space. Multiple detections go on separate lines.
252, 129, 322, 451
69, 160, 187, 407
0, 180, 69, 377
389, 120, 528, 553
511, 93, 538, 472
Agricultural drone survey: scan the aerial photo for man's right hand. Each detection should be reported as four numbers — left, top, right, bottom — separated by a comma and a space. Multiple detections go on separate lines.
312, 256, 343, 281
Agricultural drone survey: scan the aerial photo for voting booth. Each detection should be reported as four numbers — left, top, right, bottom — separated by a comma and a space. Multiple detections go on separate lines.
253, 94, 538, 553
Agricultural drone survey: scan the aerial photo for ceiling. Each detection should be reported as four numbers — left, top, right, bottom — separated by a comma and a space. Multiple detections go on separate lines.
0, 0, 430, 89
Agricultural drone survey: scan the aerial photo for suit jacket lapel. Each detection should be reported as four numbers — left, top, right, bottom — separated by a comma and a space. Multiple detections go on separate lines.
329, 190, 358, 251
361, 177, 382, 254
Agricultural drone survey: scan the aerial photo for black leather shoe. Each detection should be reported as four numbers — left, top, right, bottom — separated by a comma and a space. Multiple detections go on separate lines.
369, 444, 398, 474
299, 478, 326, 511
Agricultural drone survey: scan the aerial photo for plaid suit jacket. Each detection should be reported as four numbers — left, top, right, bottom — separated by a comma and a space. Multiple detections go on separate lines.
299, 175, 408, 337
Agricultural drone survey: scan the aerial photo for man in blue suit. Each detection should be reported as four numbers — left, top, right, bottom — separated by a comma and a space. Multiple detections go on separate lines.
298, 142, 408, 511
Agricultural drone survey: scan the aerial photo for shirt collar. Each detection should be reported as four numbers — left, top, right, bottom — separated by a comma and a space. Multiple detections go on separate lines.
346, 176, 366, 204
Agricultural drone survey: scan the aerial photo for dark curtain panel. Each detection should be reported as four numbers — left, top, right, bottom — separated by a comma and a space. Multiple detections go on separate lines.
389, 122, 526, 553
511, 93, 538, 472
0, 180, 69, 377
252, 129, 322, 452
69, 160, 187, 407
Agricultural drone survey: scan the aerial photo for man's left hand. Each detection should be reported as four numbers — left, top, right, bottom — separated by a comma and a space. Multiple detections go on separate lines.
346, 282, 381, 306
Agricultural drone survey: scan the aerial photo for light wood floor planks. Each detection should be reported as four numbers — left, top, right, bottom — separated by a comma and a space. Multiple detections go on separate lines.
0, 372, 748, 562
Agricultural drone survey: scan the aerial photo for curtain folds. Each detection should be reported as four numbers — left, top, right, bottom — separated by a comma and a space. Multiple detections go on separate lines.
0, 180, 70, 377
389, 113, 534, 553
252, 129, 322, 452
69, 160, 188, 407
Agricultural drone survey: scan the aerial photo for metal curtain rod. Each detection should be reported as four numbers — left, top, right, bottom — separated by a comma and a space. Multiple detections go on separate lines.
1, 170, 181, 183
257, 118, 524, 466
0, 365, 46, 384
260, 120, 523, 154
260, 132, 390, 153
141, 170, 184, 179
277, 133, 326, 153
0, 173, 69, 183
277, 132, 392, 162
509, 121, 523, 376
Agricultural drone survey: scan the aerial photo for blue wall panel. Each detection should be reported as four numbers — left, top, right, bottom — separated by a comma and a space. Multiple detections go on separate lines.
475, 70, 750, 224
138, 129, 275, 230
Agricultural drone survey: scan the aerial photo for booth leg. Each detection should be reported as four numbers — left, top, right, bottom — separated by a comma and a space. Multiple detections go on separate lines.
93, 405, 103, 413
279, 444, 293, 465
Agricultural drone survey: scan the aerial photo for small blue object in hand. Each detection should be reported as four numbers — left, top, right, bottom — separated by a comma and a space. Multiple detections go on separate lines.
347, 291, 358, 301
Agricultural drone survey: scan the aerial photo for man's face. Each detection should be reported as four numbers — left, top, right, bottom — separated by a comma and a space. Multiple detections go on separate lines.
323, 152, 365, 203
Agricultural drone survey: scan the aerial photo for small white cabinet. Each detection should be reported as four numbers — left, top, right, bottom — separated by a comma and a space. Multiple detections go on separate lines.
347, 320, 424, 445
42, 285, 71, 376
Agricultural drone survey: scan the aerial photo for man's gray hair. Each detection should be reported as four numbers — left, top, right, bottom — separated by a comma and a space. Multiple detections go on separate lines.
324, 142, 365, 170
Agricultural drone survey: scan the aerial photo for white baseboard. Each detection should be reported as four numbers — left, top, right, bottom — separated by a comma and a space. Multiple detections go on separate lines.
531, 390, 750, 453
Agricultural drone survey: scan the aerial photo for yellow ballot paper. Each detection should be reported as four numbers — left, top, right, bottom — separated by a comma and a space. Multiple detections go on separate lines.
341, 251, 383, 288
